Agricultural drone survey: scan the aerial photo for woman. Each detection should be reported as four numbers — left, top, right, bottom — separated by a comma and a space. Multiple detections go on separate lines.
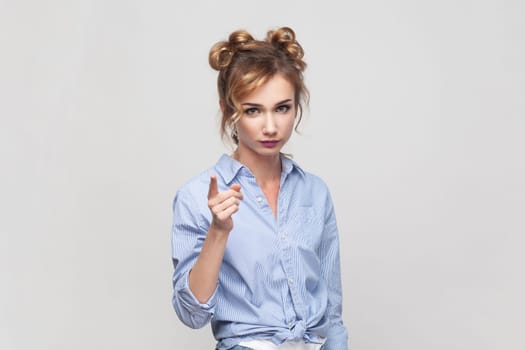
171, 27, 349, 350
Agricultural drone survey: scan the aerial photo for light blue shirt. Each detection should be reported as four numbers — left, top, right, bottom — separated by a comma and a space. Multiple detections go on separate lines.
171, 154, 349, 350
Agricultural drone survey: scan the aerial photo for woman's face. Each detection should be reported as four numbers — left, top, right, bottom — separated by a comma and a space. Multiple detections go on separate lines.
235, 74, 296, 161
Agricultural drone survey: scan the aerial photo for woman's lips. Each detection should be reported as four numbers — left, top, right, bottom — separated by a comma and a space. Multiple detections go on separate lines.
260, 140, 279, 148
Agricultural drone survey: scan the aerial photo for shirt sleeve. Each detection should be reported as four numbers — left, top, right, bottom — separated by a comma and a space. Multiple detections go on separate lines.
171, 189, 218, 329
319, 190, 349, 350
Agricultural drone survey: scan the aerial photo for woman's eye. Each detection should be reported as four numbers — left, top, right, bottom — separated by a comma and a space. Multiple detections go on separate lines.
244, 108, 259, 115
276, 105, 291, 113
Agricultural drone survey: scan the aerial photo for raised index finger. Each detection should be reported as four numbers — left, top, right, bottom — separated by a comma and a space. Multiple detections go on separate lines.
208, 174, 219, 199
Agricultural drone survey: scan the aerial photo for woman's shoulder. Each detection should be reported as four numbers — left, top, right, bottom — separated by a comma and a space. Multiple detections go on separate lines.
175, 167, 214, 198
174, 154, 233, 198
303, 172, 333, 202
302, 169, 328, 186
287, 157, 330, 191
284, 158, 332, 203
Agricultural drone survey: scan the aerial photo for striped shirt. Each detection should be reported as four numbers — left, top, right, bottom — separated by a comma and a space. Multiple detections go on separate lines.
171, 154, 349, 350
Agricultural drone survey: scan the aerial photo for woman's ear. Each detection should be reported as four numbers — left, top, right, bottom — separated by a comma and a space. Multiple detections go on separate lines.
219, 100, 225, 113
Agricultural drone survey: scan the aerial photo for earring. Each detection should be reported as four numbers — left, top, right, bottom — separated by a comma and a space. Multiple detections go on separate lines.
231, 124, 239, 144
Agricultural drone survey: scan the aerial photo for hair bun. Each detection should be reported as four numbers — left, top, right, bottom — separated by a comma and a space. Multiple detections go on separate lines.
209, 30, 255, 71
266, 27, 305, 71
228, 30, 254, 48
209, 41, 233, 71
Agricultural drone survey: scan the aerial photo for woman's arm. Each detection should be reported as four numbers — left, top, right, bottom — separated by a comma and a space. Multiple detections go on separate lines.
171, 175, 242, 328
319, 191, 349, 349
188, 175, 242, 302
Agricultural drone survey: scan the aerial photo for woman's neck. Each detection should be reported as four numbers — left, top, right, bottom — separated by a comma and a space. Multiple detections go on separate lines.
233, 149, 281, 186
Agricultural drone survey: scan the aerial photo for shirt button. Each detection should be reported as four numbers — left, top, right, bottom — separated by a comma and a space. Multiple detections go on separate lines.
289, 278, 294, 284
281, 234, 286, 240
256, 196, 263, 203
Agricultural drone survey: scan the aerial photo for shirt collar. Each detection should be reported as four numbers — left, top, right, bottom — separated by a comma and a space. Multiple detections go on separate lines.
215, 153, 305, 185
281, 153, 305, 178
215, 154, 244, 184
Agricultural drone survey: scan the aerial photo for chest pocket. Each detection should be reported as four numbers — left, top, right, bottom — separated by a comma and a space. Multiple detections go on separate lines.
286, 206, 324, 248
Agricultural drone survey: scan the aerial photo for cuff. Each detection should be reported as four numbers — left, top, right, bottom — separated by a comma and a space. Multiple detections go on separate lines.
173, 270, 219, 328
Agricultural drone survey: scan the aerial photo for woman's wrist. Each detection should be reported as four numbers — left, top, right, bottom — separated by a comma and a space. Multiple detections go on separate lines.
208, 222, 232, 240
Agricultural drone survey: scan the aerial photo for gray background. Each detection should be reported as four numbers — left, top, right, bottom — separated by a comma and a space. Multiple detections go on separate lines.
1, 0, 524, 349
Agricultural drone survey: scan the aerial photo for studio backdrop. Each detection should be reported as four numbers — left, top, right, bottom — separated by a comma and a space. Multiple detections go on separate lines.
1, 1, 524, 349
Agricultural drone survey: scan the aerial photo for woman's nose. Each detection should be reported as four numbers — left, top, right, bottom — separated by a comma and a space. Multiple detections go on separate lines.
262, 114, 277, 135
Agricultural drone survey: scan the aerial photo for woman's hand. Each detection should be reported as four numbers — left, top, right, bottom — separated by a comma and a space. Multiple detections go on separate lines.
207, 174, 243, 234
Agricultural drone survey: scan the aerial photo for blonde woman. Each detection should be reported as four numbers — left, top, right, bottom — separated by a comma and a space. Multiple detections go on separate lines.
171, 27, 349, 350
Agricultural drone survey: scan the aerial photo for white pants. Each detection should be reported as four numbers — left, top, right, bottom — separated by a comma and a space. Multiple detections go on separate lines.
238, 339, 324, 350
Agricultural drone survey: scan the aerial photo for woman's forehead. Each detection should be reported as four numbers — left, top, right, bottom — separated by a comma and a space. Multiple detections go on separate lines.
239, 74, 295, 105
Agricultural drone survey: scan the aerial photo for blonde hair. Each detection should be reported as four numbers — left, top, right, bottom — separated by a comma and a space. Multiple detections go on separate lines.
208, 27, 309, 144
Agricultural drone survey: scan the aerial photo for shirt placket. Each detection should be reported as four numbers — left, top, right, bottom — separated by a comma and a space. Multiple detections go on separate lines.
241, 168, 306, 334
277, 172, 306, 333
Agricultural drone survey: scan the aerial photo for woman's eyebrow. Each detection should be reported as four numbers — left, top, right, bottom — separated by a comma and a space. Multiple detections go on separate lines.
241, 102, 262, 107
274, 99, 293, 105
241, 99, 293, 107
